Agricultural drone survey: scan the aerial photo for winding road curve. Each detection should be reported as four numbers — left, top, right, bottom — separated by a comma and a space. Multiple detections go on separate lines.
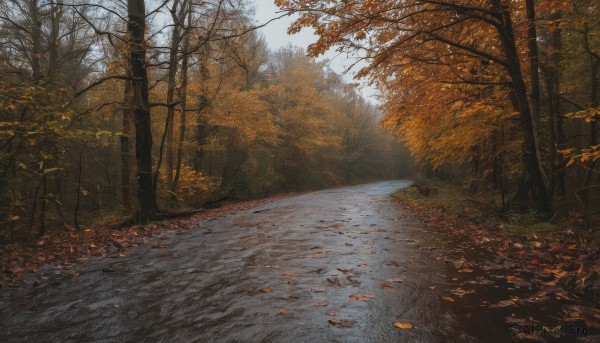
2, 181, 492, 342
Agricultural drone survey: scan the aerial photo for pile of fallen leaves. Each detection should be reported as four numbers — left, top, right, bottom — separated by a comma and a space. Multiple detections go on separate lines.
394, 193, 600, 334
0, 198, 276, 290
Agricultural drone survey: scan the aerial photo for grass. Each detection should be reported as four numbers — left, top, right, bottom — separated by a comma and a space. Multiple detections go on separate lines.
503, 209, 558, 235
396, 177, 494, 220
394, 176, 559, 238
502, 222, 556, 235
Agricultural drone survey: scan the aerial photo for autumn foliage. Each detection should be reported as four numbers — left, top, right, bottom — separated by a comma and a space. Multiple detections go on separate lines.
277, 0, 600, 222
0, 1, 409, 242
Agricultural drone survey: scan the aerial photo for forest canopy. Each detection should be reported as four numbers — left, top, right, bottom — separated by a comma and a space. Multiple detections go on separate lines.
276, 0, 600, 222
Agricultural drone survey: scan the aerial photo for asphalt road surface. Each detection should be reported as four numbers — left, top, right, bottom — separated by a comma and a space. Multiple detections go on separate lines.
1, 181, 512, 342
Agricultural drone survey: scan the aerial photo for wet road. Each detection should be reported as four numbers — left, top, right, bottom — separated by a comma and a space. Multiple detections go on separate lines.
1, 181, 485, 342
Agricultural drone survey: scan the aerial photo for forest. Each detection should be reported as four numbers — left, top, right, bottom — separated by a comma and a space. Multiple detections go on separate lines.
275, 0, 600, 225
0, 0, 409, 241
0, 0, 599, 238
1, 0, 600, 341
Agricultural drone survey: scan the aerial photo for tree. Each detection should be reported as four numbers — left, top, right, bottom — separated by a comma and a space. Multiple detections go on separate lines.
276, 0, 552, 213
0, 0, 409, 241
127, 0, 158, 221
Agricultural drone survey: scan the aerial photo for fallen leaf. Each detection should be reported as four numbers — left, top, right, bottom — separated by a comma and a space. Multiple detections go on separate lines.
515, 333, 545, 341
260, 287, 272, 293
380, 284, 394, 289
442, 296, 455, 302
429, 285, 438, 290
490, 299, 516, 308
329, 319, 356, 328
451, 288, 476, 297
393, 322, 414, 330
349, 294, 375, 301
386, 278, 403, 283
327, 277, 341, 286
326, 312, 337, 316
450, 259, 465, 269
357, 264, 369, 267
313, 301, 329, 307
459, 268, 473, 273
278, 310, 289, 315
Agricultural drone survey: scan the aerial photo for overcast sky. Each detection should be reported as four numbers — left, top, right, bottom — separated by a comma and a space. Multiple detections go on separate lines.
252, 1, 379, 102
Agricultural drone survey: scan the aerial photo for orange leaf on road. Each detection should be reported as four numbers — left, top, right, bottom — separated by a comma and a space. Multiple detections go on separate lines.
393, 322, 414, 329
349, 294, 375, 301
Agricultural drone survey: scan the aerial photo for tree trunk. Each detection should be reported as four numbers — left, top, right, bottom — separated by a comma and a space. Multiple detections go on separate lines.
526, 0, 541, 120
496, 2, 551, 214
74, 146, 85, 231
29, 0, 43, 82
121, 76, 133, 214
39, 172, 46, 236
581, 38, 599, 210
195, 53, 211, 173
166, 0, 185, 189
128, 0, 158, 222
27, 183, 40, 240
172, 3, 192, 192
47, 0, 63, 82
525, 0, 548, 193
545, 12, 565, 197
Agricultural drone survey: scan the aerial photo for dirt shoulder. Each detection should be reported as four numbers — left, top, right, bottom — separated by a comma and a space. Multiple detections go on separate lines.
0, 194, 296, 291
394, 180, 600, 341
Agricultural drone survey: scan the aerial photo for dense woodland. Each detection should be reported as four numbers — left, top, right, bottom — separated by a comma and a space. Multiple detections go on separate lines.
277, 0, 600, 225
0, 0, 410, 241
1, 0, 599, 243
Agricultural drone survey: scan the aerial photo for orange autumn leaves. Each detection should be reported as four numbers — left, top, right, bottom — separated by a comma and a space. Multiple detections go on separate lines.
393, 322, 414, 330
276, 0, 518, 169
258, 267, 416, 331
275, 0, 600, 183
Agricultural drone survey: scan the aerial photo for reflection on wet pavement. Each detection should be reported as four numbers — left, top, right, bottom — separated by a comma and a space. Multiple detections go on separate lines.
1, 181, 488, 342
